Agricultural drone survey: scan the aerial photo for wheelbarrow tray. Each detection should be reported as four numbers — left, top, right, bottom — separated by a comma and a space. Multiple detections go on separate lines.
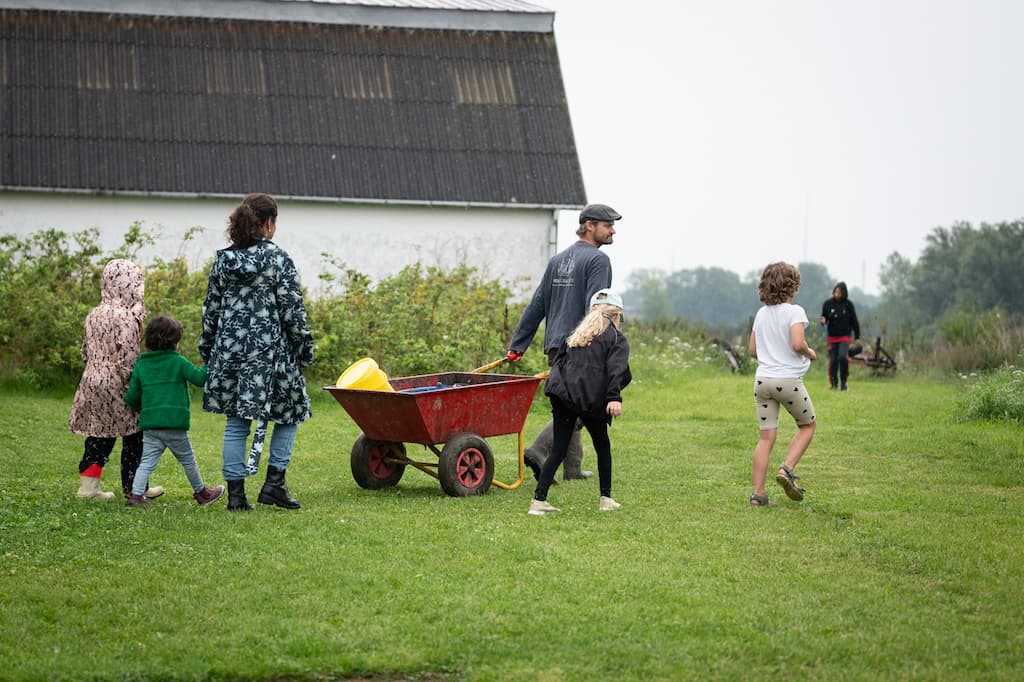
325, 372, 543, 445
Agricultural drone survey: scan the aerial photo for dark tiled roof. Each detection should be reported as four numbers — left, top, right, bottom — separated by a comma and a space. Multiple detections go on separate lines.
0, 9, 585, 206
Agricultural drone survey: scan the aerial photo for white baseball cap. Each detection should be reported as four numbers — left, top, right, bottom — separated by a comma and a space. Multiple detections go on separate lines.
589, 288, 623, 310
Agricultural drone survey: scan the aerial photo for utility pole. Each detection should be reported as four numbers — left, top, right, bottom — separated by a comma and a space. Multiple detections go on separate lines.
803, 192, 809, 262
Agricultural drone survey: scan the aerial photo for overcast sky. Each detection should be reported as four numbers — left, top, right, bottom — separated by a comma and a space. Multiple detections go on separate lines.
539, 0, 1024, 294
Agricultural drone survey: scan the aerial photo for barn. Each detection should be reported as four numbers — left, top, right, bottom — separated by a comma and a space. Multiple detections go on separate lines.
0, 0, 586, 293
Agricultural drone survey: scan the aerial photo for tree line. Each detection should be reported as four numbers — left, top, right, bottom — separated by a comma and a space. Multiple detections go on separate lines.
623, 219, 1024, 370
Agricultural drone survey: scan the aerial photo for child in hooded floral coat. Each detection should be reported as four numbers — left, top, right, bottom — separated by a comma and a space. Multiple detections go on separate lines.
69, 259, 163, 501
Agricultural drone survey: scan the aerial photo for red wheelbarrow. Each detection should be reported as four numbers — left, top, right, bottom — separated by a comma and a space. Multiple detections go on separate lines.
324, 360, 545, 496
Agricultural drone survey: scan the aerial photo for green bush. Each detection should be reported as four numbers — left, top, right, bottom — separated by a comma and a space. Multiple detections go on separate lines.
0, 228, 107, 384
626, 319, 748, 379
878, 309, 1024, 376
0, 227, 550, 387
954, 355, 1024, 423
0, 224, 210, 386
308, 256, 546, 384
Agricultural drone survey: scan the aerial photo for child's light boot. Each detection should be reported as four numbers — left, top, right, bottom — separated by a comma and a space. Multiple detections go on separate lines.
76, 475, 115, 501
599, 496, 622, 511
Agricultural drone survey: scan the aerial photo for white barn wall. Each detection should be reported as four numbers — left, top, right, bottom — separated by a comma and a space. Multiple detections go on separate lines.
0, 192, 557, 298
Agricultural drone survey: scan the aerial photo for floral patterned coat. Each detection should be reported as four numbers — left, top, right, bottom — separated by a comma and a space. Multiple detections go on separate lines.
68, 259, 146, 437
199, 239, 314, 425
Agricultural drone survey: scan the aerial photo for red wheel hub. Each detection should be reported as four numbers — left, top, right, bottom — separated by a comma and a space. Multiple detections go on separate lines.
455, 447, 486, 487
368, 445, 397, 479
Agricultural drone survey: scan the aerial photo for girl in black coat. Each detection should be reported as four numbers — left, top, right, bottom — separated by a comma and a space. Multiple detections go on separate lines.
529, 289, 632, 515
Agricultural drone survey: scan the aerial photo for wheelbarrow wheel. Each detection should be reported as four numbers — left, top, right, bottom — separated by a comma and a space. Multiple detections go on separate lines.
438, 433, 493, 497
351, 434, 406, 489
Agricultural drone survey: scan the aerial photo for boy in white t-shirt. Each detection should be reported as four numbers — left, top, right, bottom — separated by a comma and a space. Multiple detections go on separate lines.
747, 262, 818, 506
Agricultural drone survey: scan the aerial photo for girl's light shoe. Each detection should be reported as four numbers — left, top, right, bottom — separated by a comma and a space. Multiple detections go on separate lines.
599, 496, 622, 511
528, 499, 561, 516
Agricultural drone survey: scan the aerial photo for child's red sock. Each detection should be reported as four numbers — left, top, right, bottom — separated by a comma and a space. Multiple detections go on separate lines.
81, 464, 103, 478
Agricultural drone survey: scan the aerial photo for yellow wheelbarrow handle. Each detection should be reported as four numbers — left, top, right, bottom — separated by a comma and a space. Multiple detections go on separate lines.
471, 356, 550, 379
471, 357, 510, 374
470, 357, 550, 490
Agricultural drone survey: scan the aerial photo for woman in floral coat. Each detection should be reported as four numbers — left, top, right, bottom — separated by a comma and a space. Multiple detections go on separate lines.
199, 193, 314, 511
69, 259, 163, 501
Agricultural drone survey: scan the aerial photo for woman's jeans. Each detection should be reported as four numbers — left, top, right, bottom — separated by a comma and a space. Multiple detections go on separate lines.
222, 416, 298, 481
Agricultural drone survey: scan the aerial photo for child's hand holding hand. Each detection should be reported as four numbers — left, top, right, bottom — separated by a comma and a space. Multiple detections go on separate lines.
606, 401, 623, 418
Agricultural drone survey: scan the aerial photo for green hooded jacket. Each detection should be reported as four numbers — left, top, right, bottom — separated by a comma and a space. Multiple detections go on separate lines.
125, 350, 207, 431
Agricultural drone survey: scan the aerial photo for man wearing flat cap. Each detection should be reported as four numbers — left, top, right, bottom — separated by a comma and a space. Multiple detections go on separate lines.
506, 203, 622, 480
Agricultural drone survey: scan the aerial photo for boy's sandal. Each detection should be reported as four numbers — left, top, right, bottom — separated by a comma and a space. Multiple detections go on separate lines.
749, 493, 770, 507
775, 464, 806, 501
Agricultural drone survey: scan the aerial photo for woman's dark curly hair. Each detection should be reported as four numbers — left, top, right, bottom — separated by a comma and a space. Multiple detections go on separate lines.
757, 261, 801, 305
144, 315, 183, 351
227, 192, 278, 249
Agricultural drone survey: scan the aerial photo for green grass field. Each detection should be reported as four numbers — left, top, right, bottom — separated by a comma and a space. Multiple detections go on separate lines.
1, 365, 1022, 681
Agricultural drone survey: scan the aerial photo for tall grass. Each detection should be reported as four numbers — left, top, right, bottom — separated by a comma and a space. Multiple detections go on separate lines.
2, 360, 1022, 681
954, 354, 1024, 423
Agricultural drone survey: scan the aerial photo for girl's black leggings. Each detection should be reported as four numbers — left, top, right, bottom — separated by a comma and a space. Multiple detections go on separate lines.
78, 432, 144, 496
535, 396, 613, 500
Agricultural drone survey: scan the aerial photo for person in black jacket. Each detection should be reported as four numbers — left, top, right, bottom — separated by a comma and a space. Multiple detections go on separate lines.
528, 288, 632, 515
819, 281, 860, 391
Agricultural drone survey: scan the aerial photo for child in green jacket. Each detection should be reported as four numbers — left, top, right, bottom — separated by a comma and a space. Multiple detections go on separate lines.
125, 316, 223, 507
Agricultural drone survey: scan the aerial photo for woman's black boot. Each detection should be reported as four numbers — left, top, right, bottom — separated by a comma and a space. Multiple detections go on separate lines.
226, 479, 253, 511
257, 466, 301, 509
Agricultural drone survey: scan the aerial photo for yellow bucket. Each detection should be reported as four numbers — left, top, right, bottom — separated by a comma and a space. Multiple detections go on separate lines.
336, 357, 394, 392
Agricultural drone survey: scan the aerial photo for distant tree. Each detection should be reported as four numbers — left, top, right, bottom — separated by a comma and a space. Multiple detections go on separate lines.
624, 268, 673, 321
955, 221, 1024, 315
665, 266, 756, 334
793, 261, 833, 315
907, 220, 1024, 319
908, 222, 971, 319
876, 251, 920, 342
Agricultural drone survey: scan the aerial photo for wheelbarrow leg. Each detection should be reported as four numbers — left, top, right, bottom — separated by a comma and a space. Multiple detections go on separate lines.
490, 430, 527, 491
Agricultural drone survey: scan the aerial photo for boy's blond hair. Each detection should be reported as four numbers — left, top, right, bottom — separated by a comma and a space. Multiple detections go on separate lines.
566, 304, 622, 348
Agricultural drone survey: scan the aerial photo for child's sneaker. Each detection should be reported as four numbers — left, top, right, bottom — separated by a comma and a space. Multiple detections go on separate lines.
528, 499, 561, 516
127, 493, 148, 508
599, 496, 622, 511
193, 485, 225, 506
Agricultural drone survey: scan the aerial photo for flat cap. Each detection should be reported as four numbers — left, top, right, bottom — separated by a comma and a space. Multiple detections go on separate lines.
579, 203, 622, 223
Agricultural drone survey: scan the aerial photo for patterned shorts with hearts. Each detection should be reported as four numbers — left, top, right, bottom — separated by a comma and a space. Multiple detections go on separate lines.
753, 377, 816, 430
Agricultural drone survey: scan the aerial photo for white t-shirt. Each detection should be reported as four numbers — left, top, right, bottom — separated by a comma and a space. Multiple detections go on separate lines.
752, 302, 810, 378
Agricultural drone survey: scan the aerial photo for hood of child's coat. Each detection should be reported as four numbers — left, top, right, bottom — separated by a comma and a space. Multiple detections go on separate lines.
100, 258, 145, 313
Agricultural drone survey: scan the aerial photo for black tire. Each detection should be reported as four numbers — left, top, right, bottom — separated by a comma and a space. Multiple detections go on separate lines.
438, 433, 493, 497
350, 434, 406, 489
